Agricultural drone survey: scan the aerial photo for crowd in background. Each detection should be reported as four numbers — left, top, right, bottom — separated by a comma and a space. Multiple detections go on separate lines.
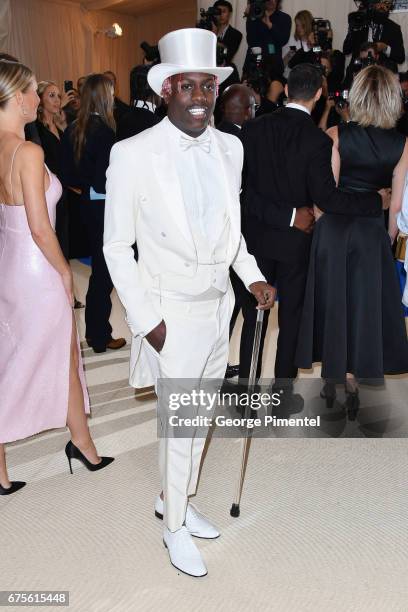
0, 1, 407, 357
1, 0, 408, 497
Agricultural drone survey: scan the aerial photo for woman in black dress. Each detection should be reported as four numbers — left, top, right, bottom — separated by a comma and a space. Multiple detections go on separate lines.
296, 65, 408, 417
36, 81, 73, 256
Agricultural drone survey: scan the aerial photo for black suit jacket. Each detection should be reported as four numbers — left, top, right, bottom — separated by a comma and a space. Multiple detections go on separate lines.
60, 116, 115, 197
216, 120, 242, 140
220, 25, 242, 64
242, 107, 382, 259
343, 18, 405, 67
113, 96, 130, 125
117, 107, 161, 141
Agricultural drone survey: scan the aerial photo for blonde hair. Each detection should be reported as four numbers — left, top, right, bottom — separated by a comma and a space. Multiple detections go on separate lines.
0, 60, 34, 202
294, 10, 314, 41
349, 65, 402, 129
37, 80, 59, 127
0, 59, 33, 108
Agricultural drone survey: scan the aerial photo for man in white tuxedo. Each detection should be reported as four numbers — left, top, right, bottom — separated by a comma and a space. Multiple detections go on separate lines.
103, 28, 275, 577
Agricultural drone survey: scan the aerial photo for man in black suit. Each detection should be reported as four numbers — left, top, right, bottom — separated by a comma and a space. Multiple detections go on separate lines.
343, 1, 405, 72
217, 83, 256, 137
239, 63, 383, 395
116, 65, 162, 141
217, 84, 256, 378
213, 0, 243, 64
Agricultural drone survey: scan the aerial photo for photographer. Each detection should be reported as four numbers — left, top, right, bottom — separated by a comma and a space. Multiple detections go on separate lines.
312, 52, 345, 131
212, 0, 243, 64
286, 13, 333, 72
283, 10, 313, 73
343, 1, 405, 72
343, 41, 396, 89
245, 0, 291, 76
242, 51, 285, 116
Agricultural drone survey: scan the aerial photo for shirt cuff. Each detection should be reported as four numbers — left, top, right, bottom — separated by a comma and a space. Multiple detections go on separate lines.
385, 45, 391, 57
290, 208, 297, 227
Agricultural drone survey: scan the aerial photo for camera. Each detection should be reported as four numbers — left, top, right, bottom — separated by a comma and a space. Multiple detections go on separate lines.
352, 50, 377, 73
312, 18, 332, 51
348, 0, 394, 32
243, 47, 269, 96
140, 41, 160, 64
329, 89, 350, 109
246, 0, 266, 21
64, 80, 73, 93
216, 43, 228, 66
197, 6, 221, 30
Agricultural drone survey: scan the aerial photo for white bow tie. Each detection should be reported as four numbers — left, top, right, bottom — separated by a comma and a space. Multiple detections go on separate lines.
180, 134, 211, 153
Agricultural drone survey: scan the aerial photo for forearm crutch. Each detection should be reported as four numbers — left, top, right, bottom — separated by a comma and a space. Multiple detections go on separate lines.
230, 308, 264, 517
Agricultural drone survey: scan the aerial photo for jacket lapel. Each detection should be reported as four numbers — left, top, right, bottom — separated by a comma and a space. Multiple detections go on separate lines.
150, 122, 194, 247
210, 128, 240, 259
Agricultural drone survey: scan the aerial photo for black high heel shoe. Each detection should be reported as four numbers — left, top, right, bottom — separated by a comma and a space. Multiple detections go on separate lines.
320, 382, 336, 408
0, 481, 26, 496
345, 388, 360, 421
65, 441, 114, 474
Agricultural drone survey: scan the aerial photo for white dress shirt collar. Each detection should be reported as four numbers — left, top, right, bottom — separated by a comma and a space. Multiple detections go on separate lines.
286, 102, 311, 116
164, 115, 211, 143
134, 100, 156, 113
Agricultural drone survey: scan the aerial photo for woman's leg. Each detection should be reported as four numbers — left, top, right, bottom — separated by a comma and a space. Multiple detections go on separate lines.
0, 444, 11, 488
66, 313, 101, 465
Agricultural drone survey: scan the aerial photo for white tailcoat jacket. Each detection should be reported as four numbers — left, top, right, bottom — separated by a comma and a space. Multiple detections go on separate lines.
103, 119, 265, 387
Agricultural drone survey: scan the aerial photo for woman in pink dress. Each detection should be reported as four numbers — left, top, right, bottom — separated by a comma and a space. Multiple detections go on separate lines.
0, 60, 114, 495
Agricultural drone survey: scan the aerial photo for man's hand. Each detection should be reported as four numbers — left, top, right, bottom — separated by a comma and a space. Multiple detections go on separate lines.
294, 207, 315, 234
146, 320, 166, 353
249, 281, 276, 310
379, 187, 392, 210
376, 41, 388, 53
335, 104, 351, 123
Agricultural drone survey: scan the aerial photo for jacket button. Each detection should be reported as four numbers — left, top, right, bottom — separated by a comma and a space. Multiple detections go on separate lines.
161, 232, 166, 237
184, 262, 190, 267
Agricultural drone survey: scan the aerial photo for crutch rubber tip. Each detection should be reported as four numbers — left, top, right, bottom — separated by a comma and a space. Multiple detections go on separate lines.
230, 504, 240, 517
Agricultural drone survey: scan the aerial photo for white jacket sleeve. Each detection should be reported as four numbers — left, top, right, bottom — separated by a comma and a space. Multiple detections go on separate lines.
232, 235, 266, 289
103, 141, 162, 337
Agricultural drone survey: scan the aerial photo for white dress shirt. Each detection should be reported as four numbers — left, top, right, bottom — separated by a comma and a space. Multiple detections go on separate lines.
158, 117, 230, 299
164, 117, 227, 247
134, 100, 156, 113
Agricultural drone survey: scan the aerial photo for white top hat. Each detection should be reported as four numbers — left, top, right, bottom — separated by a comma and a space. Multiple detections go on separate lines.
148, 28, 233, 96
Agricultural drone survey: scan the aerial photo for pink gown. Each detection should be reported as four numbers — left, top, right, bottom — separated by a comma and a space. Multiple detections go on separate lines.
0, 160, 89, 444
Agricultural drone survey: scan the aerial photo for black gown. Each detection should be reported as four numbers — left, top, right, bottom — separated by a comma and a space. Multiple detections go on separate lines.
296, 122, 408, 381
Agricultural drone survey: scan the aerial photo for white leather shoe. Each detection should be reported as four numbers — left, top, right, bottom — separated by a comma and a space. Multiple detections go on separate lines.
155, 496, 220, 539
163, 526, 207, 577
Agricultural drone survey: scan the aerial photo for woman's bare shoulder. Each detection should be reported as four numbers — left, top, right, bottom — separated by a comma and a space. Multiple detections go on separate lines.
17, 140, 44, 162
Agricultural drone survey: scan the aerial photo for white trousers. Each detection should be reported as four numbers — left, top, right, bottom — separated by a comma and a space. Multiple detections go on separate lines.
144, 289, 233, 531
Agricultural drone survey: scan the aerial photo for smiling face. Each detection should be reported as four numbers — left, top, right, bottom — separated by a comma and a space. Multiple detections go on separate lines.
40, 84, 61, 115
166, 72, 217, 137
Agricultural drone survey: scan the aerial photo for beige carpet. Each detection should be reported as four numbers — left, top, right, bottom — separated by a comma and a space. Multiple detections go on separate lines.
1, 260, 408, 612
